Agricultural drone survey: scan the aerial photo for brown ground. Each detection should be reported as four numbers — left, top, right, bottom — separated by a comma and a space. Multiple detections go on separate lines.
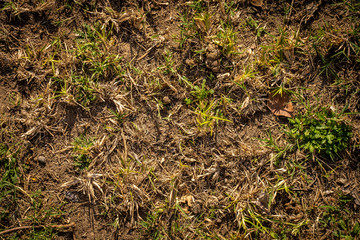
0, 0, 360, 239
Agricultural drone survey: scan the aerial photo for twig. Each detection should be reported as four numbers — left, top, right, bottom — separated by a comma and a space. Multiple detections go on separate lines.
0, 222, 75, 235
0, 226, 31, 235
160, 75, 178, 94
153, 0, 168, 6
14, 185, 33, 202
137, 42, 159, 61
121, 128, 128, 163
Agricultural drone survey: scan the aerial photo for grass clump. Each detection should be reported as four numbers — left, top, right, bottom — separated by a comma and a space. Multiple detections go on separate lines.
214, 20, 237, 55
319, 194, 360, 239
0, 144, 19, 185
183, 78, 214, 104
287, 107, 352, 160
72, 135, 94, 169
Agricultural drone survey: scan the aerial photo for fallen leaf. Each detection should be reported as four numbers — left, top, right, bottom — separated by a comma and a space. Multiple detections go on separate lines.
256, 191, 270, 212
267, 92, 294, 118
180, 195, 194, 207
283, 46, 295, 64
249, 0, 263, 7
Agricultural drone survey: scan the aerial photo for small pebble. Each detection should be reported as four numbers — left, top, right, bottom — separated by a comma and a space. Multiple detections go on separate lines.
37, 156, 46, 165
163, 96, 171, 104
336, 178, 347, 185
64, 191, 80, 202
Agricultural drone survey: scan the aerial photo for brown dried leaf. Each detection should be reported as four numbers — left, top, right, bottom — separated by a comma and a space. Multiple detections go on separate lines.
283, 46, 295, 64
249, 0, 263, 7
185, 195, 193, 207
256, 191, 270, 213
267, 92, 294, 118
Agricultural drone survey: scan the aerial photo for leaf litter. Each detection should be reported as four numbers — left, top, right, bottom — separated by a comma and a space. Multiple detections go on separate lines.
267, 92, 294, 118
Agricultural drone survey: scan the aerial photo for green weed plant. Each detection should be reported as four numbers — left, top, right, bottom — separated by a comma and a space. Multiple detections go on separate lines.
287, 107, 352, 160
72, 135, 94, 169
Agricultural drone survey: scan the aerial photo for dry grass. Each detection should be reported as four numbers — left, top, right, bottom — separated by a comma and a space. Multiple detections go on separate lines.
0, 0, 360, 239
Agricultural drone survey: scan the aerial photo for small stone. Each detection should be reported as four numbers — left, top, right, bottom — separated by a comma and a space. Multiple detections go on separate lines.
336, 178, 347, 185
163, 96, 171, 104
217, 72, 230, 81
206, 44, 220, 60
37, 156, 46, 165
185, 58, 196, 66
64, 191, 80, 202
206, 59, 220, 72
